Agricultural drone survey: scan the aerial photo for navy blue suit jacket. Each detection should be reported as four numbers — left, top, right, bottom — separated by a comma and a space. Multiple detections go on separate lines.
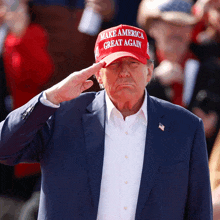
0, 90, 212, 220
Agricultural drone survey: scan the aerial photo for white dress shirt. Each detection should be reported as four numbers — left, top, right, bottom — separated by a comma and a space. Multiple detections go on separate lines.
97, 92, 147, 220
41, 91, 148, 220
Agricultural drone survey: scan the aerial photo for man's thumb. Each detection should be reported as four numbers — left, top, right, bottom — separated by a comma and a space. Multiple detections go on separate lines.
81, 80, 94, 92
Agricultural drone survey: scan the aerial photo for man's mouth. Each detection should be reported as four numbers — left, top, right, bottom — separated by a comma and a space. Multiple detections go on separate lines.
116, 83, 134, 88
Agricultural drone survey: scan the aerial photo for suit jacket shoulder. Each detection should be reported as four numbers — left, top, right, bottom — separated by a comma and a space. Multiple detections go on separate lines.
149, 95, 201, 125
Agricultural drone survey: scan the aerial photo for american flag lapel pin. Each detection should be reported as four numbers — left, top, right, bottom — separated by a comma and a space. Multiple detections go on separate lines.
159, 123, 165, 131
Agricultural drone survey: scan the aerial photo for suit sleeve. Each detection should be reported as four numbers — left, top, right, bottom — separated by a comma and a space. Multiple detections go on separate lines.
184, 118, 213, 219
0, 93, 57, 166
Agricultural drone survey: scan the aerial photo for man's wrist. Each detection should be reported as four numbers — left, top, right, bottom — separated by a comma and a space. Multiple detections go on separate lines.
45, 89, 61, 106
40, 92, 60, 108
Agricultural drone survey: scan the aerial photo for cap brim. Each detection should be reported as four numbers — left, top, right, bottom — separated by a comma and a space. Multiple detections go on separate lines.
99, 51, 150, 67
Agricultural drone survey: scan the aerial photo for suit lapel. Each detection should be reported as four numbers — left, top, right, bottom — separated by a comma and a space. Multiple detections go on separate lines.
82, 91, 106, 215
135, 95, 169, 220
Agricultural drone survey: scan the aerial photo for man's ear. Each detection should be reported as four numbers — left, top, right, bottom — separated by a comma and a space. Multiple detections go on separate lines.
95, 69, 103, 84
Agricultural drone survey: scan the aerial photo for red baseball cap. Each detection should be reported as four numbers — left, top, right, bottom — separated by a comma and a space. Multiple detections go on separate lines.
94, 24, 150, 66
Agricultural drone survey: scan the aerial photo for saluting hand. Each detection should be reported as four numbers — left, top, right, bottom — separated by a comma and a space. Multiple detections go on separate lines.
45, 62, 105, 105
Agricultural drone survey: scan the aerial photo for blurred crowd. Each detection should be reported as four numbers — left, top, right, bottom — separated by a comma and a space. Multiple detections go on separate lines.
0, 0, 220, 219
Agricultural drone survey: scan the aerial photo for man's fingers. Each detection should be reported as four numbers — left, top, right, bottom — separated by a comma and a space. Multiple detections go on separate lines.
80, 61, 106, 80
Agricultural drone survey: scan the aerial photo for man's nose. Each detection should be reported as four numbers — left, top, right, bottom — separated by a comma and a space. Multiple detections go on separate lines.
118, 63, 130, 77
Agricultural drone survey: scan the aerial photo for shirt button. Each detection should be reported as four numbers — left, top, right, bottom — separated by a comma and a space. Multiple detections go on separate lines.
124, 207, 127, 210
125, 181, 128, 184
125, 131, 128, 135
125, 155, 128, 159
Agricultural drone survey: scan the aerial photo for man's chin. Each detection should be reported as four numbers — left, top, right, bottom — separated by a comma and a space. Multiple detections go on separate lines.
114, 88, 136, 98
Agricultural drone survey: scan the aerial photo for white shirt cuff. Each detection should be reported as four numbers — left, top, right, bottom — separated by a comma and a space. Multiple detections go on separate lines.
40, 92, 60, 108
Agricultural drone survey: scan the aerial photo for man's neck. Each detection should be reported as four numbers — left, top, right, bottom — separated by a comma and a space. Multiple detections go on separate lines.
110, 93, 145, 120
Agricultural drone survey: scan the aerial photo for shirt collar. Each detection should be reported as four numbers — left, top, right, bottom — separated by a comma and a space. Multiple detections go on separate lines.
105, 89, 148, 124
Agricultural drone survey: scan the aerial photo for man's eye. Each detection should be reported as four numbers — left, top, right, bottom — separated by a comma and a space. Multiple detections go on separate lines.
130, 61, 139, 66
109, 62, 120, 67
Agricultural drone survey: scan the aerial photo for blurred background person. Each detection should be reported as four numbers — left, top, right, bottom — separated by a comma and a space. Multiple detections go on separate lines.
0, 0, 14, 205
4, 0, 54, 110
3, 0, 54, 201
207, 129, 220, 219
137, 0, 198, 106
0, 1, 54, 219
137, 0, 220, 157
192, 0, 220, 47
31, 0, 115, 92
0, 0, 54, 218
190, 0, 220, 157
197, 0, 220, 218
0, 1, 10, 122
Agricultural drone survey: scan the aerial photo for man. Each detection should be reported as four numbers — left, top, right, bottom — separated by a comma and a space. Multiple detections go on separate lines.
0, 24, 212, 219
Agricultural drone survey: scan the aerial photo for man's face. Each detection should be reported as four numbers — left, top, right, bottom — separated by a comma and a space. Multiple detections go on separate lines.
149, 20, 193, 62
96, 57, 153, 103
